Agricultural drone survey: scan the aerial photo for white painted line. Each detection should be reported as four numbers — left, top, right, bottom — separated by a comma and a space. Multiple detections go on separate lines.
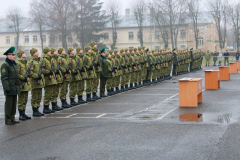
96, 114, 106, 118
65, 113, 77, 118
158, 108, 178, 120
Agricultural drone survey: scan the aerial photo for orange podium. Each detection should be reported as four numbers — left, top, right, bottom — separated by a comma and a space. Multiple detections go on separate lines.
204, 70, 220, 89
237, 61, 240, 71
219, 66, 230, 80
229, 62, 238, 74
178, 78, 202, 107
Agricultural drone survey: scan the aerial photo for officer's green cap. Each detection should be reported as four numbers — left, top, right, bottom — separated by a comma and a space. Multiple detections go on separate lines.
30, 48, 38, 56
100, 48, 105, 53
4, 46, 15, 56
58, 48, 64, 54
173, 48, 176, 51
17, 50, 25, 58
146, 48, 149, 52
76, 47, 82, 53
190, 48, 193, 50
43, 47, 51, 54
90, 41, 96, 47
68, 48, 74, 54
51, 48, 56, 54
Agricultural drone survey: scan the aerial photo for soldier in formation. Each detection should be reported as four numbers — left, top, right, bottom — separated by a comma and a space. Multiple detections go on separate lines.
1, 45, 204, 124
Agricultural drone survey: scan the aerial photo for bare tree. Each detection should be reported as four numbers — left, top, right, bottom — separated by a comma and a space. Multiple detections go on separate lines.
43, 0, 75, 50
106, 0, 122, 50
208, 0, 229, 50
30, 0, 45, 51
154, 0, 188, 49
229, 2, 240, 50
6, 6, 24, 52
130, 0, 147, 47
188, 0, 200, 49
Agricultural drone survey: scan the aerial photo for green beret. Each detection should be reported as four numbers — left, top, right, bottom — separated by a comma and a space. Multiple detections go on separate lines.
58, 48, 64, 54
125, 48, 129, 52
90, 41, 96, 47
68, 48, 74, 54
85, 46, 91, 52
114, 50, 118, 54
3, 47, 15, 56
30, 48, 38, 56
43, 47, 51, 55
76, 47, 82, 53
17, 50, 25, 58
100, 48, 105, 53
134, 48, 137, 52
51, 48, 56, 54
109, 50, 113, 54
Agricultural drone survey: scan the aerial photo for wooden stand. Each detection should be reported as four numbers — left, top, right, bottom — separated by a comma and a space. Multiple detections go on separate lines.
179, 78, 202, 107
229, 62, 238, 74
237, 61, 240, 71
204, 70, 220, 89
179, 113, 203, 122
219, 66, 230, 81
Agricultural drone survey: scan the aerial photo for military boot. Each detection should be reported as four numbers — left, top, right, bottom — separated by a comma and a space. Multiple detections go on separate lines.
78, 96, 87, 104
121, 86, 125, 92
52, 102, 62, 111
19, 111, 26, 121
70, 98, 79, 106
23, 110, 31, 119
91, 93, 96, 101
125, 84, 129, 90
33, 108, 41, 117
86, 94, 92, 102
36, 107, 44, 117
116, 87, 121, 93
107, 89, 112, 96
111, 88, 116, 95
129, 84, 133, 90
94, 92, 101, 100
61, 99, 71, 108
43, 105, 53, 114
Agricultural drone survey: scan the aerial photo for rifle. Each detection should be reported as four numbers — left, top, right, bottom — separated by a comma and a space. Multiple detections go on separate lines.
115, 58, 118, 73
22, 60, 33, 89
37, 55, 45, 85
49, 55, 57, 79
138, 55, 141, 67
156, 56, 159, 67
74, 57, 81, 79
119, 57, 123, 70
56, 55, 63, 78
66, 56, 74, 77
124, 56, 127, 69
128, 55, 132, 69
81, 56, 87, 76
152, 56, 155, 68
89, 55, 97, 74
111, 59, 114, 74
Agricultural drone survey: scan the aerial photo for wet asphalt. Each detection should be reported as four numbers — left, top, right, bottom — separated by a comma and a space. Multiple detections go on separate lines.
0, 65, 240, 160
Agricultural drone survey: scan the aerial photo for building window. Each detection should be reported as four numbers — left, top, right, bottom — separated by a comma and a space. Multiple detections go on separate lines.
59, 35, 62, 42
104, 32, 109, 40
25, 50, 30, 57
42, 35, 46, 42
129, 32, 134, 39
6, 36, 10, 44
155, 46, 160, 50
198, 36, 203, 45
129, 46, 134, 49
24, 36, 29, 43
180, 29, 186, 38
50, 35, 55, 43
33, 35, 38, 43
137, 31, 140, 39
180, 45, 186, 50
113, 32, 117, 40
68, 35, 72, 43
155, 31, 160, 39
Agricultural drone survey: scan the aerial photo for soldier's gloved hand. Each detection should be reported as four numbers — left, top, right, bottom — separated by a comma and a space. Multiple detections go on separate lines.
6, 90, 11, 93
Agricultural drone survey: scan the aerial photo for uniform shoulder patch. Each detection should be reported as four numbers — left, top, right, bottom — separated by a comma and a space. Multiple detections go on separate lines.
2, 68, 6, 73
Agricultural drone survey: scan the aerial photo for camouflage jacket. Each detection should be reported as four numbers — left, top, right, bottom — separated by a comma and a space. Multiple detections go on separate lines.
16, 58, 31, 92
29, 56, 45, 89
43, 55, 57, 86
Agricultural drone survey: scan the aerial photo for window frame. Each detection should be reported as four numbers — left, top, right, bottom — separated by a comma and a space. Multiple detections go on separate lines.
33, 35, 38, 43
180, 29, 186, 38
6, 36, 10, 44
129, 32, 134, 40
25, 36, 29, 43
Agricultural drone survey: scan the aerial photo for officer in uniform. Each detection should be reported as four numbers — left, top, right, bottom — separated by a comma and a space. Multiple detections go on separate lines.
16, 50, 32, 121
189, 48, 194, 72
1, 47, 21, 125
213, 51, 218, 66
99, 48, 108, 97
172, 48, 177, 76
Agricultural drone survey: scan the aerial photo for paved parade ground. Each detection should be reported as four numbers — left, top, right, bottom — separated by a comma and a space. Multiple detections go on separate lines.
0, 66, 240, 160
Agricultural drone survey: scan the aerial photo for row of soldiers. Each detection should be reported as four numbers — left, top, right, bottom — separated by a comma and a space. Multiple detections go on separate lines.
4, 43, 202, 122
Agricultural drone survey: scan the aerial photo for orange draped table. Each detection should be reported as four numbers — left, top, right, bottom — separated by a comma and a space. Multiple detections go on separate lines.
178, 78, 202, 107
229, 62, 238, 74
219, 66, 230, 80
237, 61, 240, 71
204, 70, 220, 89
